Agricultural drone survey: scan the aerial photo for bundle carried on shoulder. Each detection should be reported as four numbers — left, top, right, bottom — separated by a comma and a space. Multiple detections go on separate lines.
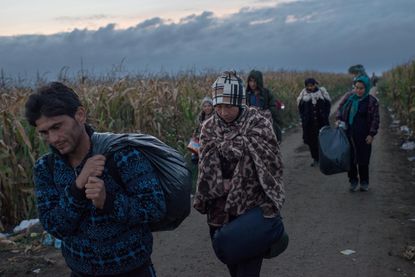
318, 126, 351, 175
91, 132, 192, 232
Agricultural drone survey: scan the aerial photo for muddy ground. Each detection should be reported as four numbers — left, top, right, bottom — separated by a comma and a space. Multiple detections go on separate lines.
1, 104, 414, 277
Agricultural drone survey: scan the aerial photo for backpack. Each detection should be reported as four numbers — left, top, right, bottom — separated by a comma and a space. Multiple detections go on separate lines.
47, 132, 192, 232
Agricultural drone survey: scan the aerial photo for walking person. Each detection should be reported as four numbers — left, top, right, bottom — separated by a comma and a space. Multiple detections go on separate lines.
189, 96, 214, 164
370, 72, 380, 96
348, 64, 368, 80
194, 96, 214, 138
246, 69, 283, 142
370, 72, 379, 87
297, 78, 331, 167
336, 75, 380, 192
193, 71, 286, 277
348, 64, 368, 88
25, 82, 166, 276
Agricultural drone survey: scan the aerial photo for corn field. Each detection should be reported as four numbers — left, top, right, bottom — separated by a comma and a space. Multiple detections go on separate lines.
378, 60, 415, 134
0, 70, 351, 231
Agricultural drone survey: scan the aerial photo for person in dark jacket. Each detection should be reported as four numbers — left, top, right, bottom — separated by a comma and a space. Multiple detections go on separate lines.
297, 78, 331, 166
370, 72, 379, 87
336, 75, 380, 192
348, 64, 368, 89
25, 82, 166, 277
348, 64, 368, 80
246, 70, 282, 142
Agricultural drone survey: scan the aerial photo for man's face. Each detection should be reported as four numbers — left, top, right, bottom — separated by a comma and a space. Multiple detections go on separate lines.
35, 108, 85, 155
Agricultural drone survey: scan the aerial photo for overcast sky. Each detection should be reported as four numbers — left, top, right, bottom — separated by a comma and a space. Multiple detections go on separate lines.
0, 0, 414, 80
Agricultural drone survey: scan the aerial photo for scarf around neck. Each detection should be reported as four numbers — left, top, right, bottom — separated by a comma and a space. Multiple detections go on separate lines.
296, 87, 331, 105
344, 75, 371, 125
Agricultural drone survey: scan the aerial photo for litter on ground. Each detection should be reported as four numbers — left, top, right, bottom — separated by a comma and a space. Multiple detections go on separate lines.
13, 219, 39, 233
340, 249, 356, 255
401, 141, 415, 151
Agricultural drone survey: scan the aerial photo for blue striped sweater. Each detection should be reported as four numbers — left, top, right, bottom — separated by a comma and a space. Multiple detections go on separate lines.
33, 147, 166, 275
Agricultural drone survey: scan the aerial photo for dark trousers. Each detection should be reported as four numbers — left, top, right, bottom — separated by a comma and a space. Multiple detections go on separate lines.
226, 258, 263, 277
70, 261, 156, 277
304, 123, 320, 161
348, 163, 369, 185
307, 141, 319, 161
209, 226, 263, 277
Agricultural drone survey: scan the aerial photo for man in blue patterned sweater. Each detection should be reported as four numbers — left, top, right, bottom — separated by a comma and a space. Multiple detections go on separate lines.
25, 82, 166, 277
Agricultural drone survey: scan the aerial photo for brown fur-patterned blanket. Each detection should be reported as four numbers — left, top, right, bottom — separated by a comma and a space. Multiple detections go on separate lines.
193, 107, 285, 226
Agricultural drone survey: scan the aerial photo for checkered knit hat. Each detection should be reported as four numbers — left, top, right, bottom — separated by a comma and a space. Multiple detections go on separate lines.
211, 71, 246, 107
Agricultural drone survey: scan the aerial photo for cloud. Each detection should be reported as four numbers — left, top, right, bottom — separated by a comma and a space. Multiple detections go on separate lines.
284, 14, 316, 24
250, 18, 274, 25
0, 0, 414, 80
55, 14, 113, 22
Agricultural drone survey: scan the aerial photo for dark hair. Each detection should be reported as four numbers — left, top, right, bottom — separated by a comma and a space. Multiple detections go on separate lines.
304, 78, 318, 86
246, 70, 264, 91
348, 64, 366, 75
25, 82, 82, 126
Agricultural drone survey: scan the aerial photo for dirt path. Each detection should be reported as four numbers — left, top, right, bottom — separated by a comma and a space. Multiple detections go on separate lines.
1, 104, 414, 277
151, 104, 415, 277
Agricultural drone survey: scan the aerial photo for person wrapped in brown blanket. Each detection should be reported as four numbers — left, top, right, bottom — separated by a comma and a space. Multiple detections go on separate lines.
193, 71, 285, 277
